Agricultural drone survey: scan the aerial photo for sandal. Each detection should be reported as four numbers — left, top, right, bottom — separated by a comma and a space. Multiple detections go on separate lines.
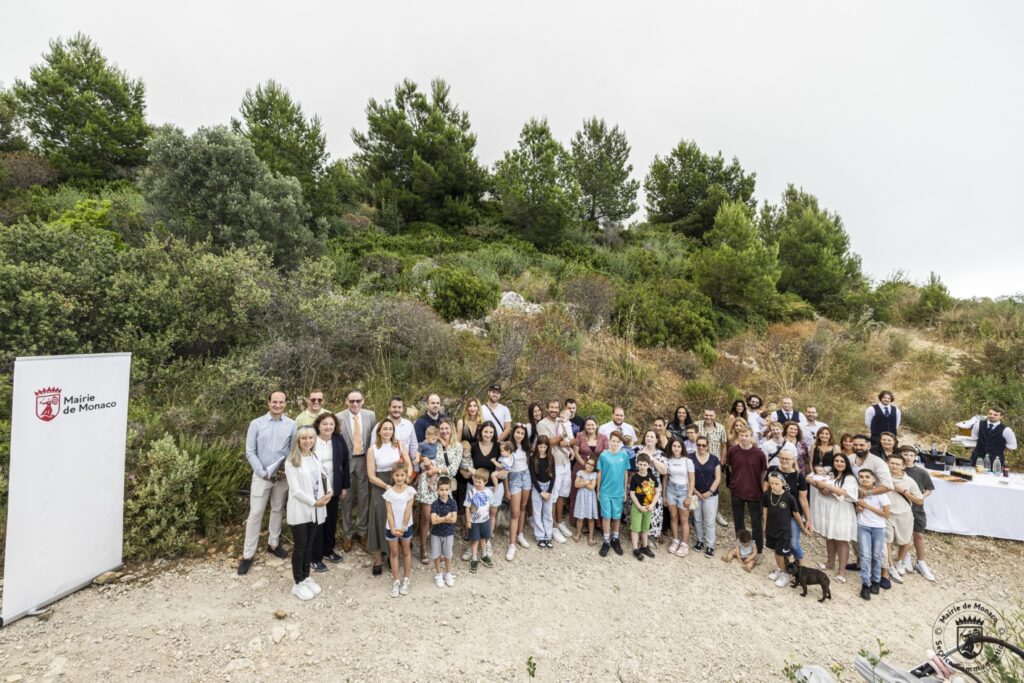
420, 551, 430, 566
834, 574, 847, 583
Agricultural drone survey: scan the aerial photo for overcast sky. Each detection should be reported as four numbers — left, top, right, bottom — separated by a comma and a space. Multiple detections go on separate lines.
5, 1, 1022, 298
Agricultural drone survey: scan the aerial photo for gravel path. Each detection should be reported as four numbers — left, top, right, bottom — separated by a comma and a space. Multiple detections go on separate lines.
1, 526, 1021, 682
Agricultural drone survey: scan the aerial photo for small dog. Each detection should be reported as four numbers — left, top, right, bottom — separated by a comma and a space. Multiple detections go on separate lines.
785, 560, 832, 602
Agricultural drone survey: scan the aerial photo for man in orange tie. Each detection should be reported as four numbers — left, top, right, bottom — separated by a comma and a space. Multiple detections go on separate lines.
337, 390, 377, 555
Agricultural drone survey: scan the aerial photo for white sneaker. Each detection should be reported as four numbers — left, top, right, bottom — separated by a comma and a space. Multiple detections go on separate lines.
916, 560, 936, 582
552, 528, 567, 544
768, 569, 780, 581
716, 512, 728, 527
675, 542, 689, 557
400, 577, 410, 595
669, 539, 681, 554
775, 575, 790, 587
517, 533, 530, 548
291, 582, 314, 601
444, 572, 455, 587
558, 521, 573, 537
461, 548, 472, 562
302, 577, 322, 595
389, 580, 400, 598
505, 545, 516, 561
434, 573, 445, 588
888, 566, 904, 583
484, 541, 493, 558
894, 559, 906, 576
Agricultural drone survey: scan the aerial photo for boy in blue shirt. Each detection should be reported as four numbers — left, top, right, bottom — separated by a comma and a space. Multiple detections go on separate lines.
596, 431, 631, 557
430, 477, 458, 587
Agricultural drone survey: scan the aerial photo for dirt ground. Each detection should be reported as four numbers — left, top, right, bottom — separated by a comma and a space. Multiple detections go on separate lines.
1, 520, 1021, 683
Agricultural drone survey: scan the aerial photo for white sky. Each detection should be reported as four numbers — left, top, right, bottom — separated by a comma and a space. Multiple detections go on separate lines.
5, 1, 1022, 298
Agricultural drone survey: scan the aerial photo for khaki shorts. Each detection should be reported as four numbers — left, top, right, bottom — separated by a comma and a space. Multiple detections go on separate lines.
887, 512, 913, 546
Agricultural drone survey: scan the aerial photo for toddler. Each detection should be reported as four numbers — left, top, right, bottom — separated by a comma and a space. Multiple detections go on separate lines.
491, 441, 514, 489
722, 528, 757, 572
418, 425, 440, 491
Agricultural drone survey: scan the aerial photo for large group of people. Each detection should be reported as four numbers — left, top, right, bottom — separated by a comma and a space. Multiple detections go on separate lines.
238, 386, 1015, 602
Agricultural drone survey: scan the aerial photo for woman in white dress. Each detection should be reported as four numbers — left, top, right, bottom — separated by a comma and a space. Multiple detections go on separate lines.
810, 452, 859, 583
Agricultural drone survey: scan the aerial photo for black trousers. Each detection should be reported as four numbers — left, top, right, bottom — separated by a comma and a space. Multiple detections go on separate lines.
731, 497, 764, 553
313, 494, 340, 562
291, 521, 316, 583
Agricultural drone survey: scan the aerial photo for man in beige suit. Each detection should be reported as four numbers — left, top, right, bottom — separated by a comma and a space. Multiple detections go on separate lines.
336, 389, 376, 552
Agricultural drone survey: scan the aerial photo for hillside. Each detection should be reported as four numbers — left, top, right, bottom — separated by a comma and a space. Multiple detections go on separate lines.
2, 33, 1023, 561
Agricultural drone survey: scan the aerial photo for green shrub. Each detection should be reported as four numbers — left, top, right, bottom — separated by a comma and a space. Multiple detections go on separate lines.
902, 389, 956, 441
887, 331, 912, 361
576, 399, 611, 424
179, 435, 250, 538
429, 266, 500, 321
613, 279, 717, 351
124, 435, 200, 558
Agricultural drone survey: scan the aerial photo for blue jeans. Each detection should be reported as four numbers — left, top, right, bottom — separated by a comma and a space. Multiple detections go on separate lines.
693, 494, 718, 548
858, 524, 885, 586
790, 519, 805, 561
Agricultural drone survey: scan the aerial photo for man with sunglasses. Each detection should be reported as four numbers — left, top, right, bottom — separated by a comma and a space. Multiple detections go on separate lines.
295, 389, 329, 427
336, 390, 376, 553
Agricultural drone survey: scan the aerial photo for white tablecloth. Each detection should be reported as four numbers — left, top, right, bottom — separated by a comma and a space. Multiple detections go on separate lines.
925, 473, 1024, 541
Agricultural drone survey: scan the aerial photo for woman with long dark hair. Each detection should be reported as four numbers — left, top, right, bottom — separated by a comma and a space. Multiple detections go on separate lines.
811, 453, 859, 583
667, 405, 695, 441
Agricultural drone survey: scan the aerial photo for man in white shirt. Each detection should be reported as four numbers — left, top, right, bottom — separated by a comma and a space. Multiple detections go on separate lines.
772, 397, 807, 427
865, 390, 901, 448
970, 406, 1017, 466
745, 394, 767, 444
599, 406, 637, 445
537, 400, 574, 543
803, 406, 828, 447
481, 384, 512, 442
373, 395, 417, 459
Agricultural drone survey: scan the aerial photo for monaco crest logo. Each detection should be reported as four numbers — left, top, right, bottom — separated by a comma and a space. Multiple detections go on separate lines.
35, 387, 61, 422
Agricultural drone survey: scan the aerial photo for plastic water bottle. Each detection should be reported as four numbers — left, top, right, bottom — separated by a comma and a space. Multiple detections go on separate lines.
983, 454, 992, 472
992, 457, 1002, 475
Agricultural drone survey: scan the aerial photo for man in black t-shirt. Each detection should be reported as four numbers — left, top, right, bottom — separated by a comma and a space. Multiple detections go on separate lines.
763, 472, 804, 588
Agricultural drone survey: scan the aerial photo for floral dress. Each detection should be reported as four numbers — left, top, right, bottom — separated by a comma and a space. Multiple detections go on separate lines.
416, 441, 463, 505
622, 448, 666, 538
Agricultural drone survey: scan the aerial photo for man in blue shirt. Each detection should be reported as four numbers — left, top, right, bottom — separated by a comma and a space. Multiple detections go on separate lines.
238, 391, 296, 575
414, 393, 446, 442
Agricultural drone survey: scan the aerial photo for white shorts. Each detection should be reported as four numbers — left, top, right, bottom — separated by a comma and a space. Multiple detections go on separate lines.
553, 462, 572, 498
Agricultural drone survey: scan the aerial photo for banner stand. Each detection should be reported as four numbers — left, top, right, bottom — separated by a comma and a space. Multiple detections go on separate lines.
2, 352, 131, 627
0, 565, 122, 627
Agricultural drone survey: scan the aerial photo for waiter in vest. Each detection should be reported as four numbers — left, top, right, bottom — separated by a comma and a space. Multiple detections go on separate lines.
773, 397, 805, 428
865, 390, 900, 448
971, 407, 1017, 466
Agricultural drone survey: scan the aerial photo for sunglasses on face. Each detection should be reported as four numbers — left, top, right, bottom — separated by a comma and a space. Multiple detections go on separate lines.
309, 398, 323, 403
348, 399, 363, 404
697, 444, 708, 449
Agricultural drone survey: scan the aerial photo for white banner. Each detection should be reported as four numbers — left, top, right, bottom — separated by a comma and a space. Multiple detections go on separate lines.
2, 353, 131, 626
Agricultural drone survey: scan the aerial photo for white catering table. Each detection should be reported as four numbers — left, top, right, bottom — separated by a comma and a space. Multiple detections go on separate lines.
925, 472, 1024, 542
